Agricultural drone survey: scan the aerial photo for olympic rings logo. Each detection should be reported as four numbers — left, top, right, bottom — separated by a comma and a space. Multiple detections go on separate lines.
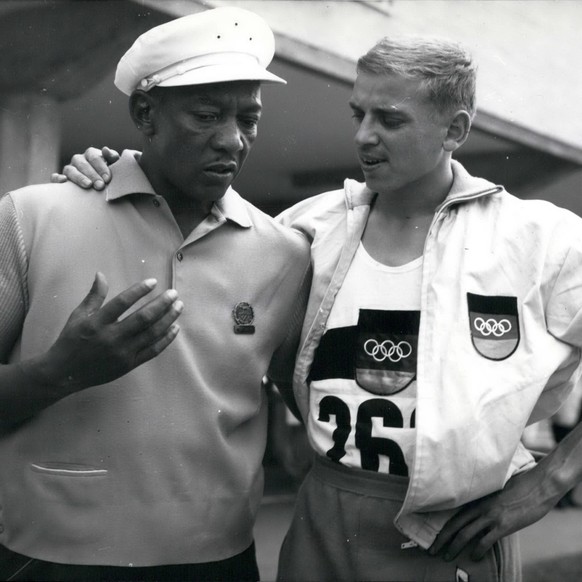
473, 317, 512, 337
364, 339, 412, 363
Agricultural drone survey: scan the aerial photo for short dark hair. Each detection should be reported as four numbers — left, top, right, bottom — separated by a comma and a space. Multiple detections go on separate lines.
357, 36, 477, 119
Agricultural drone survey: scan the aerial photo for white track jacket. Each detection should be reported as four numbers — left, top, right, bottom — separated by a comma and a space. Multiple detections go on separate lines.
277, 160, 582, 548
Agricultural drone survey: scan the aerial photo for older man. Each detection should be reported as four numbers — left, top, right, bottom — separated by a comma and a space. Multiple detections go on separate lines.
0, 8, 309, 581
66, 33, 582, 582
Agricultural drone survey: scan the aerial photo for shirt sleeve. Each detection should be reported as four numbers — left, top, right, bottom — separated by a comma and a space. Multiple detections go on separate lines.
0, 194, 28, 363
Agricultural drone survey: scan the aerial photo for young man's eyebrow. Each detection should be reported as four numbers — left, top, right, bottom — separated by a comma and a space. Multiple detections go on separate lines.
349, 102, 408, 116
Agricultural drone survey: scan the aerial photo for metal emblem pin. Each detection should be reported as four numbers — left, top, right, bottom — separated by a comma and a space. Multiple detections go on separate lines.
232, 302, 255, 334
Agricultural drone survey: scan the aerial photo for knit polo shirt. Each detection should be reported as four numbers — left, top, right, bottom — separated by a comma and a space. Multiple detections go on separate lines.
0, 151, 310, 566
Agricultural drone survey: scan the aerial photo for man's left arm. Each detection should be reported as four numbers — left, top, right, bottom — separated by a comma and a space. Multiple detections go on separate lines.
429, 422, 582, 560
432, 213, 582, 561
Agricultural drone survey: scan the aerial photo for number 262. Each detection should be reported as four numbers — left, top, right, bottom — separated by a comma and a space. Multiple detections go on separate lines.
318, 395, 414, 477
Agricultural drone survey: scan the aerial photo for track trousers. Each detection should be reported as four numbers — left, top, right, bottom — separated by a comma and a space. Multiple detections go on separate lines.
277, 455, 521, 582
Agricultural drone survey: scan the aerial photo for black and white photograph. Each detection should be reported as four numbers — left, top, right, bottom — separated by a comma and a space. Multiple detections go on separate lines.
1, 1, 581, 580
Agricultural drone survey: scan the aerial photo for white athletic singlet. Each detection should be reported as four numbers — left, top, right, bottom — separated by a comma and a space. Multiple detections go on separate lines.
307, 242, 422, 476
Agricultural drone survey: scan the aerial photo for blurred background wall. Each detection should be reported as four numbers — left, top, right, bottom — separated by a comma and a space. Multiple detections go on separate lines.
1, 0, 581, 216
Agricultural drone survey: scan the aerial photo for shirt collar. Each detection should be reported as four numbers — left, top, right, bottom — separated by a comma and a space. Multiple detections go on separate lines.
212, 187, 252, 228
105, 150, 156, 201
105, 150, 252, 228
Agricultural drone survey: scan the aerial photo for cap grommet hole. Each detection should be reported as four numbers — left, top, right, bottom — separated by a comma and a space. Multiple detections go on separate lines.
217, 35, 221, 39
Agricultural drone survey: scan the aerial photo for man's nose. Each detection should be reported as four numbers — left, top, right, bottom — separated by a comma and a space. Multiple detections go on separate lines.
212, 119, 244, 152
354, 115, 379, 147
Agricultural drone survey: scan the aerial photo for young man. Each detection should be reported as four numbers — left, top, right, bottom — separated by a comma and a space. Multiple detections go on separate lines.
61, 36, 582, 581
273, 37, 582, 581
0, 7, 309, 581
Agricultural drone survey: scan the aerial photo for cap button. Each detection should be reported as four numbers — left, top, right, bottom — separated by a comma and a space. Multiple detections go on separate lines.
140, 79, 148, 88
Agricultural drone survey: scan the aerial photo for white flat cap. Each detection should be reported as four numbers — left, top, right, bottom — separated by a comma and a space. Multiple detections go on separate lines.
115, 7, 285, 96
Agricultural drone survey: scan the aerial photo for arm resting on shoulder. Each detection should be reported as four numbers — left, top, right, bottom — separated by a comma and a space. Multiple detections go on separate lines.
51, 146, 121, 190
267, 265, 312, 423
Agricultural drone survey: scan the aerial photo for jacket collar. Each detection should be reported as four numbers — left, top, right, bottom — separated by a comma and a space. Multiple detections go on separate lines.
342, 159, 502, 211
343, 178, 376, 209
444, 159, 502, 203
105, 150, 252, 228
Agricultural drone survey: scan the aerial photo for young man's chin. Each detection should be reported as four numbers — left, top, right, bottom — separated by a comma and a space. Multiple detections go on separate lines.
363, 175, 390, 195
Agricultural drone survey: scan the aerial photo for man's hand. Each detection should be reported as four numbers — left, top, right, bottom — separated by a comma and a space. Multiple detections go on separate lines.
30, 272, 182, 392
51, 146, 120, 191
429, 458, 567, 562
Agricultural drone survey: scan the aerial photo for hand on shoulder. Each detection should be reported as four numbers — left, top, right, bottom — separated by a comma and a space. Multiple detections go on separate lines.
51, 146, 120, 191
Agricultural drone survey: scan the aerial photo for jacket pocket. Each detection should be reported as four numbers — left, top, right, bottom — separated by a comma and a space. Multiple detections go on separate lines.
467, 293, 520, 361
30, 462, 107, 477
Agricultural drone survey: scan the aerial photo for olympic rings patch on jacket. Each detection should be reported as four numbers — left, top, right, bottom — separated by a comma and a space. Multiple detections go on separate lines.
467, 292, 520, 360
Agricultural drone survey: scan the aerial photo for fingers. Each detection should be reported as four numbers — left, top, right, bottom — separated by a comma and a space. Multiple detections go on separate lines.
439, 518, 490, 561
133, 322, 181, 367
430, 504, 495, 562
429, 506, 477, 557
63, 157, 103, 190
101, 146, 120, 167
470, 530, 498, 561
119, 289, 183, 338
51, 173, 67, 183
59, 146, 118, 190
85, 146, 113, 186
75, 272, 109, 316
98, 278, 159, 323
45, 276, 182, 392
63, 147, 109, 190
113, 289, 183, 367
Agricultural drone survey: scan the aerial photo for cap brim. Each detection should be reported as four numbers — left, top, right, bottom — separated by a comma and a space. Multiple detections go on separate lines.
158, 63, 286, 87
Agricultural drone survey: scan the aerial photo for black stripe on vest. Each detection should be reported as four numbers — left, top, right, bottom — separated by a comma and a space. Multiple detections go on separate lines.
309, 326, 357, 382
309, 310, 421, 382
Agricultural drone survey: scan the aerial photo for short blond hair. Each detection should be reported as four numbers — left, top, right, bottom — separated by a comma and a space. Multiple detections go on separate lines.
357, 36, 477, 119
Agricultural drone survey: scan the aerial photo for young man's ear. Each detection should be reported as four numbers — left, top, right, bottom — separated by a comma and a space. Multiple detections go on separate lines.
129, 91, 156, 137
443, 110, 472, 152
